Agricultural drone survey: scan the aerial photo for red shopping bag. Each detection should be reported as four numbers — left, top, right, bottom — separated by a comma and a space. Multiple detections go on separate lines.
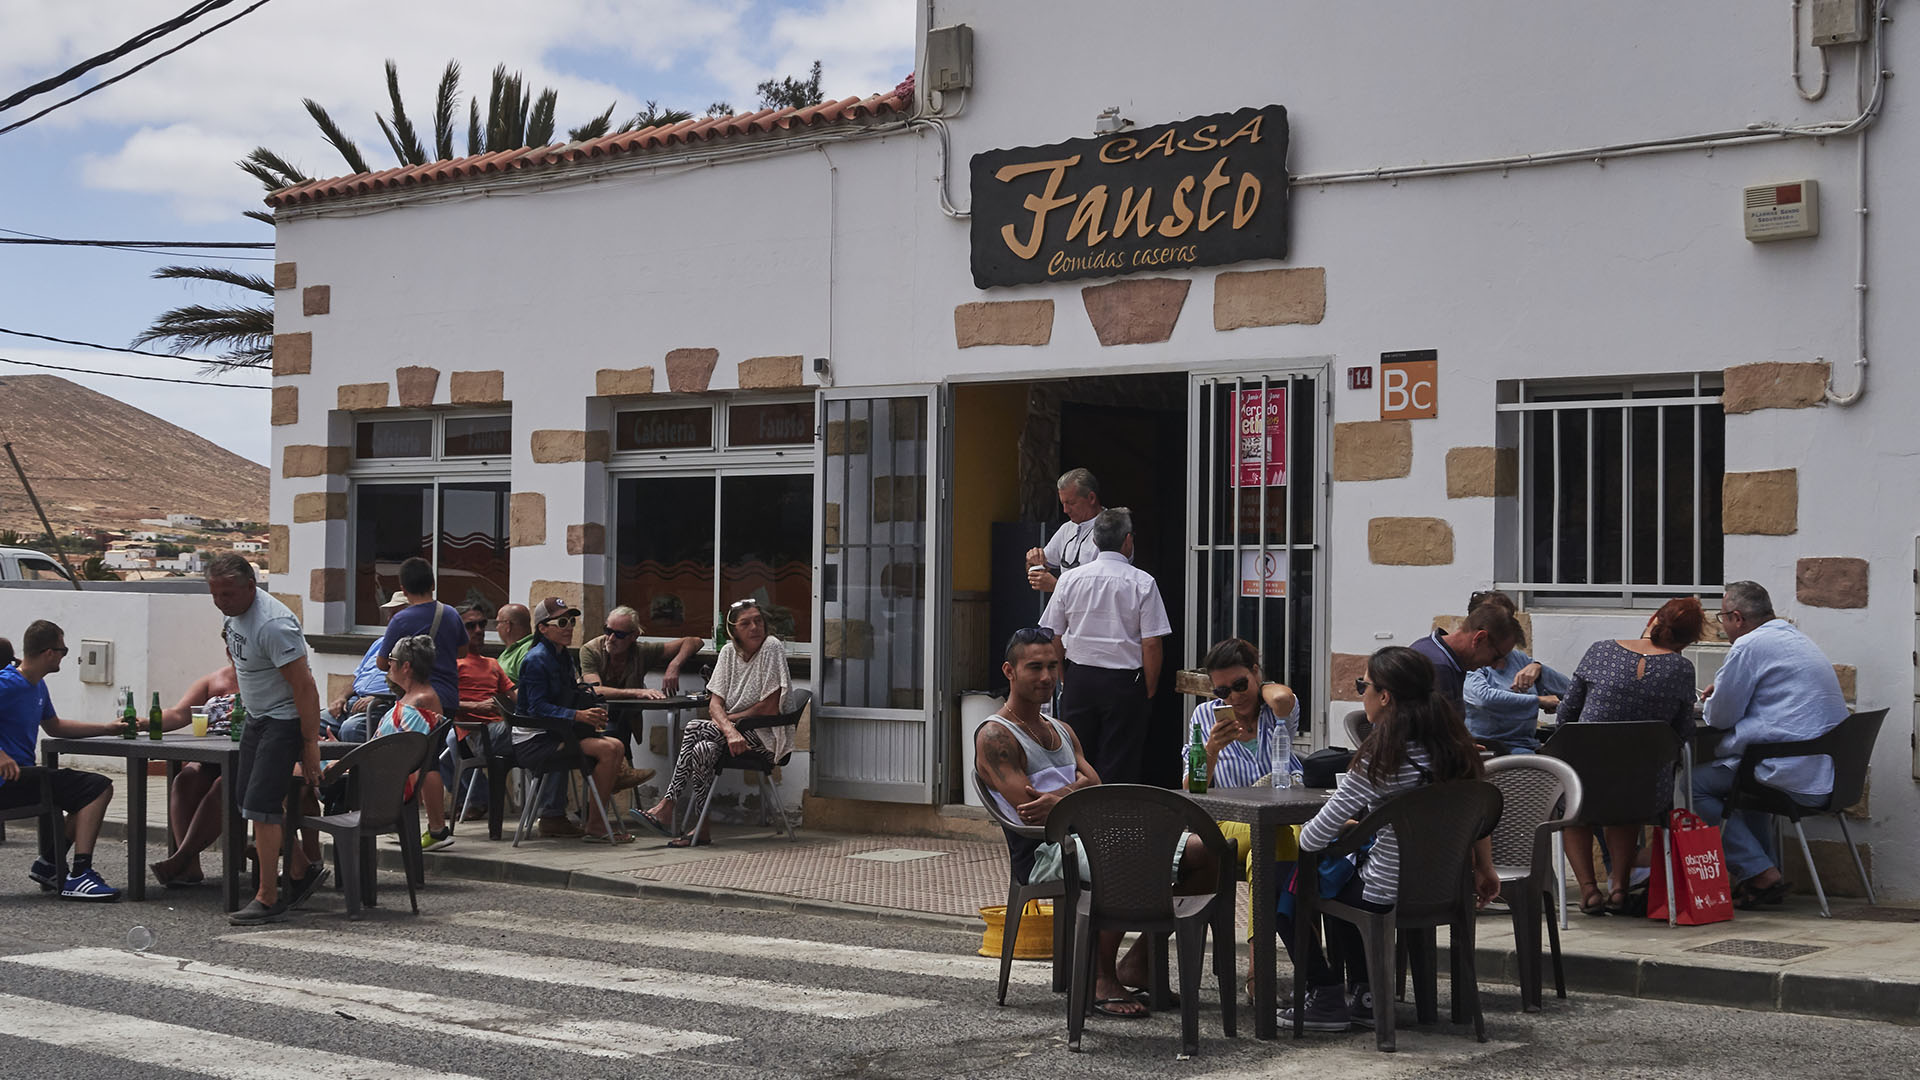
1647, 808, 1735, 925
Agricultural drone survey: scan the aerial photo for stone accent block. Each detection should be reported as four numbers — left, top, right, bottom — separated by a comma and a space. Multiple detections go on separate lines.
336, 382, 389, 411
1330, 653, 1371, 702
1333, 420, 1413, 481
326, 673, 353, 707
1213, 266, 1327, 330
1722, 469, 1798, 535
954, 300, 1054, 347
872, 476, 926, 522
1834, 664, 1857, 703
267, 525, 288, 575
1368, 517, 1455, 565
530, 429, 610, 463
272, 332, 312, 376
529, 581, 604, 640
1722, 361, 1830, 414
450, 370, 505, 404
309, 567, 346, 603
270, 593, 303, 623
395, 365, 439, 407
270, 386, 298, 426
739, 355, 804, 389
282, 445, 347, 478
1797, 557, 1868, 609
509, 492, 546, 548
567, 523, 605, 555
1081, 277, 1190, 346
823, 502, 840, 546
824, 618, 875, 659
665, 348, 719, 392
302, 285, 330, 316
1445, 446, 1517, 498
1174, 670, 1212, 697
291, 492, 346, 523
595, 367, 656, 397
825, 419, 869, 455
1783, 837, 1872, 899
273, 262, 297, 290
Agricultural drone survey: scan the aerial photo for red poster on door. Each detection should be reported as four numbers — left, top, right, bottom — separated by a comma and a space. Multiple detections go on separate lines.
1232, 388, 1286, 487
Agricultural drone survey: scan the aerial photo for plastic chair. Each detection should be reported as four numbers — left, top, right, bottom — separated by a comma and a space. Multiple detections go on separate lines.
688, 690, 811, 842
1048, 784, 1239, 1057
1540, 721, 1683, 926
1727, 708, 1887, 918
1344, 709, 1372, 750
301, 731, 429, 919
503, 706, 622, 847
1484, 755, 1583, 1010
0, 767, 59, 867
1293, 780, 1503, 1052
973, 770, 1071, 1005
447, 713, 507, 837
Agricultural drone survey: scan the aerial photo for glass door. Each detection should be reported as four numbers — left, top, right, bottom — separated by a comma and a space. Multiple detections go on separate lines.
811, 385, 950, 802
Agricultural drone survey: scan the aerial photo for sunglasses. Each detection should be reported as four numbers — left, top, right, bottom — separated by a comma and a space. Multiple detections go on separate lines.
542, 616, 577, 629
606, 628, 634, 640
1211, 675, 1250, 699
1011, 626, 1056, 646
462, 620, 488, 631
1354, 677, 1373, 695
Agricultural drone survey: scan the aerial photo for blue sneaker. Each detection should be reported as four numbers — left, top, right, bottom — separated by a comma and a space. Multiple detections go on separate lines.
28, 858, 64, 892
59, 867, 121, 902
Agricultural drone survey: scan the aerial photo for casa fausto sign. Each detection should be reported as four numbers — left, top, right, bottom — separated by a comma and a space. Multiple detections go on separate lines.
969, 105, 1290, 289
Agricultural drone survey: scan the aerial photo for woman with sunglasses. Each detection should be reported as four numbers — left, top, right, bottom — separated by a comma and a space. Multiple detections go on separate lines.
635, 598, 794, 847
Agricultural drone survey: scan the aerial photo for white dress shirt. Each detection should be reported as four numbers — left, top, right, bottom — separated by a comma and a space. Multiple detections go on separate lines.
1042, 517, 1100, 575
1040, 551, 1172, 670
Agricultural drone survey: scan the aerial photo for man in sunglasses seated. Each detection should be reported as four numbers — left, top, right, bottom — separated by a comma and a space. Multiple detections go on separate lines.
580, 605, 701, 779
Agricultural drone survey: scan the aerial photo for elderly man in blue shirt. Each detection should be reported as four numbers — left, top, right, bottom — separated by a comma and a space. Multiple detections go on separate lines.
1691, 581, 1849, 907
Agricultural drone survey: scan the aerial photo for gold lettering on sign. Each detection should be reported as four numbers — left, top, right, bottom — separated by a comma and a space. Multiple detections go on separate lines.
1097, 137, 1137, 164
1197, 157, 1233, 231
1066, 184, 1111, 245
1138, 127, 1180, 158
1159, 176, 1197, 237
1114, 186, 1154, 239
1177, 124, 1219, 152
1219, 114, 1264, 147
996, 156, 1082, 260
1232, 173, 1262, 228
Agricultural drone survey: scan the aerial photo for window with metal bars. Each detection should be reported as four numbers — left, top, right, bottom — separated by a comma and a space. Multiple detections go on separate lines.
1495, 375, 1725, 607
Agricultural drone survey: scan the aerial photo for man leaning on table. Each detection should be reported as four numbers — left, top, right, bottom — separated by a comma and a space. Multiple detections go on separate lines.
206, 553, 328, 924
0, 620, 125, 901
1691, 580, 1849, 908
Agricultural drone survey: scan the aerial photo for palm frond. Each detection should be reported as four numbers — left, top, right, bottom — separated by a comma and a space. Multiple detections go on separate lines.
467, 97, 481, 156
569, 102, 617, 143
303, 98, 372, 174
384, 59, 427, 165
433, 60, 461, 160
150, 264, 274, 295
528, 88, 557, 147
240, 146, 309, 190
618, 100, 694, 133
242, 209, 276, 225
130, 302, 275, 365
376, 115, 406, 166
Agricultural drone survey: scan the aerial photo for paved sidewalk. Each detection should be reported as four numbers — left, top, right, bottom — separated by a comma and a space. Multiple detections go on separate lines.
83, 779, 1920, 1026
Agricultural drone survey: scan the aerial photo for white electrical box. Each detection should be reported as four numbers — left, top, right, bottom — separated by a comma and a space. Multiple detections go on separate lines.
77, 638, 113, 685
1812, 0, 1871, 46
926, 24, 974, 92
1744, 180, 1819, 242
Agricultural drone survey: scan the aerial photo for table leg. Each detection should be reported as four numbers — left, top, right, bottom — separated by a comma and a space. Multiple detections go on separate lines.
38, 748, 60, 870
222, 754, 244, 913
1249, 820, 1278, 1039
126, 755, 147, 902
1681, 741, 1695, 814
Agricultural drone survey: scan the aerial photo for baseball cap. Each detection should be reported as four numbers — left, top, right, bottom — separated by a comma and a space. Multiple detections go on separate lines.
379, 590, 408, 612
531, 596, 581, 625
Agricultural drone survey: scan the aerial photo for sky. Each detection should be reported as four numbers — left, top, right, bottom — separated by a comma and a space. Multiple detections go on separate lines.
0, 0, 916, 465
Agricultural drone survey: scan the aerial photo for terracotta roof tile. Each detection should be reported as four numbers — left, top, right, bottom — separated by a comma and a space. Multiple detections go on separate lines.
266, 75, 915, 209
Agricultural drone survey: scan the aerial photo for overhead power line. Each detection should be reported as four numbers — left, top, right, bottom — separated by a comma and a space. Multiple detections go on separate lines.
0, 326, 258, 369
0, 1, 235, 113
0, 354, 268, 389
0, 0, 279, 137
0, 237, 272, 249
0, 227, 273, 262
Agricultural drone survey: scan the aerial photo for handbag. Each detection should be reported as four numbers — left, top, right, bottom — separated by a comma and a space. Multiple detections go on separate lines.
1647, 808, 1735, 925
1300, 746, 1354, 789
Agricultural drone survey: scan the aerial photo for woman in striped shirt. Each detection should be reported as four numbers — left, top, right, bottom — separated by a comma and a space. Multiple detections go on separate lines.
1278, 646, 1500, 1032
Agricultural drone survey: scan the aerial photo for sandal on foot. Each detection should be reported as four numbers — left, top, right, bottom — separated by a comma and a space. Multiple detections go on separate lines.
1604, 889, 1631, 915
666, 834, 710, 848
1091, 997, 1149, 1019
1128, 988, 1179, 1008
151, 864, 195, 890
1578, 885, 1608, 916
628, 807, 676, 837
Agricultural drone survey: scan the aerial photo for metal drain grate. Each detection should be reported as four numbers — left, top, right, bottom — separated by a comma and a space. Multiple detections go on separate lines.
1688, 938, 1826, 960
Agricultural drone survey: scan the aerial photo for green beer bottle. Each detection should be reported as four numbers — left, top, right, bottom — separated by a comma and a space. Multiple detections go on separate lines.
120, 689, 137, 739
229, 693, 246, 742
148, 691, 164, 741
1186, 721, 1208, 794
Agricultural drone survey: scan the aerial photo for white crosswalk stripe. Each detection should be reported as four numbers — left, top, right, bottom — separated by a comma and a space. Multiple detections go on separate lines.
0, 947, 729, 1059
0, 991, 487, 1080
450, 910, 1055, 986
222, 928, 936, 1019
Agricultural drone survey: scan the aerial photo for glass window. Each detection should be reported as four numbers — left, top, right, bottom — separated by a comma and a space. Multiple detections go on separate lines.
437, 484, 510, 613
720, 474, 814, 643
615, 408, 713, 452
728, 401, 815, 447
614, 476, 717, 639
353, 484, 431, 625
18, 558, 69, 582
444, 415, 512, 458
355, 419, 432, 459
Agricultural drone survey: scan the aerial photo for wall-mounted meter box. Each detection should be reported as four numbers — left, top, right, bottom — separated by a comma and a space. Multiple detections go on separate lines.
927, 24, 973, 92
78, 639, 113, 685
1744, 180, 1819, 242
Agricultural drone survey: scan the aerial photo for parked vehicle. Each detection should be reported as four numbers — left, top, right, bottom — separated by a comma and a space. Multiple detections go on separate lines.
0, 547, 74, 582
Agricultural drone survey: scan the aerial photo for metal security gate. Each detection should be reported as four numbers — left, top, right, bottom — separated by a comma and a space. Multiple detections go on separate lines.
1186, 369, 1328, 734
810, 385, 950, 802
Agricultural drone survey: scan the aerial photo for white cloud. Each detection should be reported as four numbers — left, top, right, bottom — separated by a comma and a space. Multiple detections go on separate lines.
80, 123, 261, 223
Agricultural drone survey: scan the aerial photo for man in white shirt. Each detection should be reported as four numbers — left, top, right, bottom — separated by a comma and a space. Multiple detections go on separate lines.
1024, 468, 1105, 593
1040, 507, 1171, 785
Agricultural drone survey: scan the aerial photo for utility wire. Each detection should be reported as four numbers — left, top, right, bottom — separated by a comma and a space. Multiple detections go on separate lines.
0, 0, 279, 137
0, 326, 259, 369
0, 227, 272, 261
0, 0, 233, 112
0, 354, 267, 389
0, 237, 272, 249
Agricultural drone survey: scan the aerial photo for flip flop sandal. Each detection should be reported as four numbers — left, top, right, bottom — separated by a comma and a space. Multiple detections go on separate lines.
1091, 997, 1149, 1019
1127, 988, 1180, 1008
666, 834, 710, 848
629, 808, 676, 838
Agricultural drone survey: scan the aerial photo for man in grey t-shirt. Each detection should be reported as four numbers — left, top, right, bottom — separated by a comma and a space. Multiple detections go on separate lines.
207, 554, 325, 924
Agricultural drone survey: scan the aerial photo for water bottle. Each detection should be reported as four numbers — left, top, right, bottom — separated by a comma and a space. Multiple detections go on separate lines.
1271, 733, 1292, 790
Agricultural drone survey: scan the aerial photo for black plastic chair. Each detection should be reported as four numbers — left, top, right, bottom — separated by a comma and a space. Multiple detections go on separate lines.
0, 767, 60, 870
1344, 709, 1372, 750
302, 731, 428, 919
1294, 780, 1502, 1053
1048, 784, 1238, 1057
447, 711, 509, 837
688, 689, 810, 842
1541, 721, 1683, 925
1484, 755, 1583, 1010
1726, 708, 1887, 917
503, 706, 621, 847
973, 770, 1071, 1005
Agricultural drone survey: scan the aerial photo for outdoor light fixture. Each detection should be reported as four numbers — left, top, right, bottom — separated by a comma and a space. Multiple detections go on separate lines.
1093, 107, 1130, 135
812, 356, 832, 385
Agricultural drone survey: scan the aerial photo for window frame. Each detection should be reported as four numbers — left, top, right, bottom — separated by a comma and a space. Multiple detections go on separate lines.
1494, 373, 1725, 609
346, 409, 512, 632
607, 394, 816, 655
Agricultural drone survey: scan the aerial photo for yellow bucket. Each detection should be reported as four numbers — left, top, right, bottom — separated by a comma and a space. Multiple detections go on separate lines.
978, 900, 1056, 960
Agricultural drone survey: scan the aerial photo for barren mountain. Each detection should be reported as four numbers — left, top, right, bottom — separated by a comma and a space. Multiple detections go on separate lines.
0, 375, 266, 536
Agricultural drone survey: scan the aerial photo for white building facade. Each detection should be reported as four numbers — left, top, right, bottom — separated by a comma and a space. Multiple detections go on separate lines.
266, 2, 1920, 896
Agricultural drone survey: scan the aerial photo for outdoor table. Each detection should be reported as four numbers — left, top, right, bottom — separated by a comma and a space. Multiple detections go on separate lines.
604, 693, 705, 766
40, 734, 245, 913
1184, 784, 1330, 1039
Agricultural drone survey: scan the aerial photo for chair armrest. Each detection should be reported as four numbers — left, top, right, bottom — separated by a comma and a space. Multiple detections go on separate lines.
733, 689, 811, 733
1734, 730, 1841, 791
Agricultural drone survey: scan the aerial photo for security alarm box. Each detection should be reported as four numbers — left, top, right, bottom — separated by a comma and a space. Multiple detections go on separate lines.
1744, 180, 1819, 242
78, 639, 113, 685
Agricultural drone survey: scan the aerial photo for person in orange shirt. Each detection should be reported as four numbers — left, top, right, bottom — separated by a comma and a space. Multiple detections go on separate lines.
451, 602, 514, 821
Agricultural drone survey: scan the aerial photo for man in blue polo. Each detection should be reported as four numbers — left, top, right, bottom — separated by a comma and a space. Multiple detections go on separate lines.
0, 619, 126, 901
1411, 601, 1520, 719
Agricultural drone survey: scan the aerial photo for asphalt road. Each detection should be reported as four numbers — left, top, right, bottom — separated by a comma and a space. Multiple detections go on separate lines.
0, 863, 1912, 1079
